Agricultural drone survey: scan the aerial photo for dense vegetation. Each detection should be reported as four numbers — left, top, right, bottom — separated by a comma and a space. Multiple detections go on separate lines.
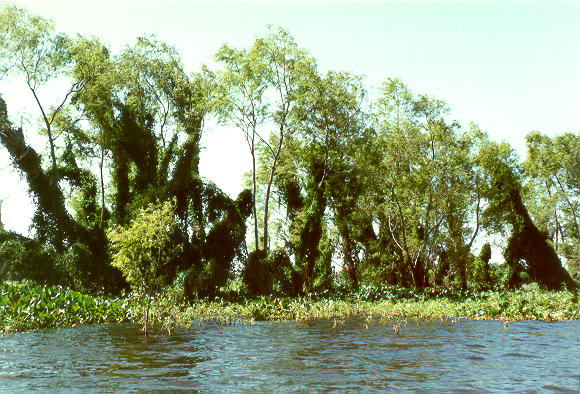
0, 5, 578, 331
2, 281, 577, 334
0, 281, 137, 333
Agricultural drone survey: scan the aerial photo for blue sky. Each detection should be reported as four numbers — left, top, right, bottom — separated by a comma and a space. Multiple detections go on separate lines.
1, 0, 579, 235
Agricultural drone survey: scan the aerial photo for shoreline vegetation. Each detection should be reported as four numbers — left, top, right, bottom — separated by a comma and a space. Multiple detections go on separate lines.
2, 281, 578, 335
1, 6, 579, 338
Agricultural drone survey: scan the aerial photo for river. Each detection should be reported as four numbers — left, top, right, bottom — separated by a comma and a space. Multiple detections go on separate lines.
1, 318, 579, 392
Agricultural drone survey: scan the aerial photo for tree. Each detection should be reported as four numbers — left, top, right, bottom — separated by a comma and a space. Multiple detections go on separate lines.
523, 131, 579, 281
0, 95, 126, 292
214, 41, 268, 251
469, 242, 492, 290
109, 201, 180, 336
369, 79, 479, 289
1, 8, 248, 295
477, 139, 575, 290
215, 27, 316, 252
255, 69, 369, 291
253, 28, 316, 251
69, 35, 250, 298
0, 8, 127, 293
0, 5, 89, 187
298, 71, 368, 291
0, 229, 64, 285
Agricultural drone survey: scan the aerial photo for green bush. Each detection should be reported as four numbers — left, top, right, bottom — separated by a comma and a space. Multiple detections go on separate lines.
469, 257, 491, 291
242, 250, 271, 296
242, 249, 303, 297
0, 231, 64, 285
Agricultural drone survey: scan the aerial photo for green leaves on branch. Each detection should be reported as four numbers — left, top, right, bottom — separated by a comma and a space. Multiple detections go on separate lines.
108, 201, 180, 297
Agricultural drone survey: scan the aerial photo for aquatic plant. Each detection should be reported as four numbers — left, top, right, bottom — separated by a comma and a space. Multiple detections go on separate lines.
0, 281, 138, 333
2, 281, 578, 335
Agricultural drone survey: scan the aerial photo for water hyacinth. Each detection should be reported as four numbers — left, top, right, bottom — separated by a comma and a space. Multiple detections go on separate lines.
0, 281, 139, 333
1, 281, 578, 335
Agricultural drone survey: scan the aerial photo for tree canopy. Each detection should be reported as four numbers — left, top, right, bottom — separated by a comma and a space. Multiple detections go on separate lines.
0, 5, 576, 297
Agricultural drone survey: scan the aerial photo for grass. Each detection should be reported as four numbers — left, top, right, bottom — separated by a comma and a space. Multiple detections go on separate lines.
1, 281, 578, 334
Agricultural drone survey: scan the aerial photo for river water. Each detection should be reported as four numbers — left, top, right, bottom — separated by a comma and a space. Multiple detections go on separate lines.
1, 318, 578, 392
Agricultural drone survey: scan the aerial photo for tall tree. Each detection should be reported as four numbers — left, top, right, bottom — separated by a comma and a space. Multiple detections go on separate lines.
477, 139, 575, 289
274, 70, 368, 291
253, 28, 316, 251
0, 5, 89, 187
69, 35, 250, 297
215, 28, 316, 252
370, 79, 480, 289
214, 42, 268, 251
523, 131, 579, 281
0, 7, 125, 292
0, 95, 125, 292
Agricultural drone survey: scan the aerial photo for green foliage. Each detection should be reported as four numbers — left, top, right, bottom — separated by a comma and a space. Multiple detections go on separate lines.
0, 281, 137, 334
161, 284, 580, 324
241, 249, 303, 297
1, 5, 578, 305
523, 131, 579, 283
109, 201, 179, 297
368, 79, 480, 289
182, 187, 252, 299
0, 231, 64, 285
479, 242, 492, 264
466, 242, 492, 291
477, 139, 575, 290
242, 250, 271, 296
108, 200, 181, 335
215, 27, 319, 252
2, 280, 578, 335
468, 257, 491, 291
0, 4, 71, 86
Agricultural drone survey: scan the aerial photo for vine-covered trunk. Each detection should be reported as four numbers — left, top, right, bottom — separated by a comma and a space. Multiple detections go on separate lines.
410, 256, 427, 290
0, 97, 125, 293
505, 188, 575, 290
337, 221, 359, 291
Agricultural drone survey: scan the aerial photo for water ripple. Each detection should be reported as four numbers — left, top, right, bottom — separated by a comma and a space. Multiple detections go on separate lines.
0, 320, 578, 391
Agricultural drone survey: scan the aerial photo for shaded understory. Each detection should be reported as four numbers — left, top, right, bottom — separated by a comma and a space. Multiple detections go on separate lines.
2, 281, 578, 334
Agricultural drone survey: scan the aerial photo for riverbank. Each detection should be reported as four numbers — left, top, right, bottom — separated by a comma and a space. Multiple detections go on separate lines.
2, 281, 578, 334
169, 285, 579, 326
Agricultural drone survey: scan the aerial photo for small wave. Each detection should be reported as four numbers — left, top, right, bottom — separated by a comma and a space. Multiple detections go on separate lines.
465, 355, 485, 361
541, 384, 578, 392
502, 352, 538, 358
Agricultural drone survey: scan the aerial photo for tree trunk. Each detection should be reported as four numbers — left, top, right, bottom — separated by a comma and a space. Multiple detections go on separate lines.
144, 292, 152, 337
251, 144, 259, 251
263, 134, 284, 251
335, 218, 359, 291
411, 257, 426, 290
99, 144, 105, 228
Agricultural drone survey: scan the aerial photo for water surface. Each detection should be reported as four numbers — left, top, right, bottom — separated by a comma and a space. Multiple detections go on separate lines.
1, 318, 578, 392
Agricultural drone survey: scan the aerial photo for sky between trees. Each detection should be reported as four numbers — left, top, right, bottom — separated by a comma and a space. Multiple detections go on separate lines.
1, 0, 579, 235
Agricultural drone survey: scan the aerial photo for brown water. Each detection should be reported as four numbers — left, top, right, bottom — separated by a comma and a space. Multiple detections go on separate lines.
1, 318, 579, 392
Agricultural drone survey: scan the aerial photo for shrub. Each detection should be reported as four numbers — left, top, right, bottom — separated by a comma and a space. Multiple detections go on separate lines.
108, 201, 180, 335
0, 231, 64, 285
242, 250, 271, 296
